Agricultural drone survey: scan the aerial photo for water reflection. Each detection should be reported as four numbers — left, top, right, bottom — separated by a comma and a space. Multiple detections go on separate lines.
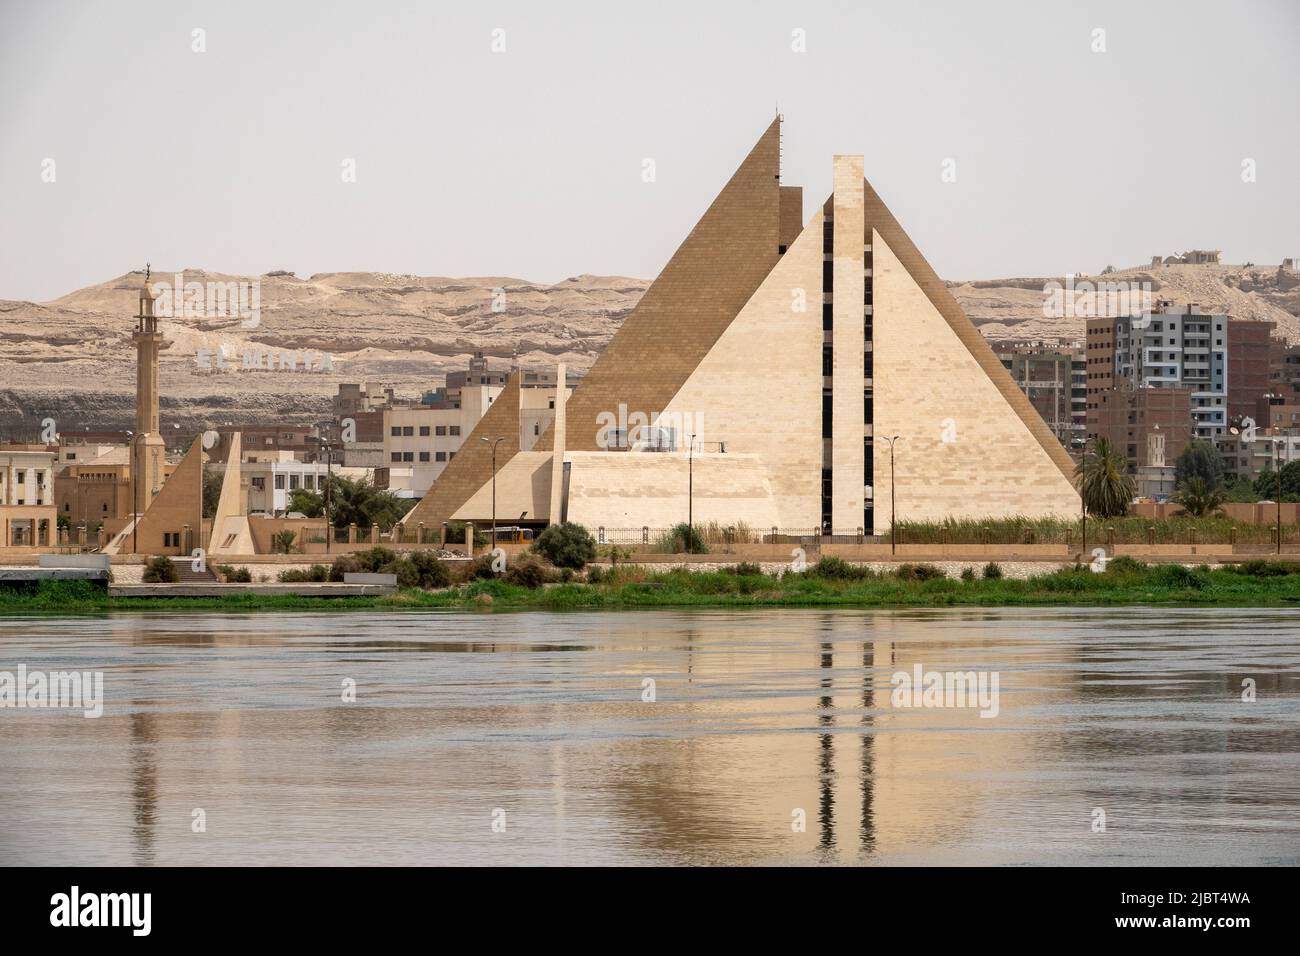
1, 607, 1298, 866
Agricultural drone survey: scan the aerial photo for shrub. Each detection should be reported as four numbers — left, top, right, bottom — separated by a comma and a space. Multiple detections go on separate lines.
408, 550, 452, 589
379, 558, 419, 589
328, 554, 363, 582
459, 554, 499, 583
1105, 555, 1146, 575
559, 567, 574, 583
809, 556, 871, 581
142, 555, 178, 583
895, 563, 945, 582
1228, 559, 1300, 577
960, 566, 976, 583
656, 522, 708, 554
278, 564, 328, 583
586, 565, 606, 584
1151, 563, 1206, 590
532, 522, 598, 569
217, 565, 252, 583
982, 562, 1003, 580
504, 558, 548, 589
726, 562, 764, 576
353, 547, 397, 573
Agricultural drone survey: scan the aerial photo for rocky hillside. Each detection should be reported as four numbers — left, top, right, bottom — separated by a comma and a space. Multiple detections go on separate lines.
2, 262, 1297, 436
953, 262, 1300, 342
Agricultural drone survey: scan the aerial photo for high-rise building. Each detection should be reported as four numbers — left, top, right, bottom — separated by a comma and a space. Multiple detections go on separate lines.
1100, 302, 1227, 439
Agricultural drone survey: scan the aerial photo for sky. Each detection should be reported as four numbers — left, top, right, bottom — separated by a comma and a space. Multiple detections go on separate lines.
1, 0, 1297, 302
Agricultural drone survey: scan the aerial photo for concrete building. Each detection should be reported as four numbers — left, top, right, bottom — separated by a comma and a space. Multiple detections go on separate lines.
381, 354, 578, 496
1226, 319, 1276, 425
402, 118, 1080, 537
54, 446, 132, 527
1088, 385, 1193, 497
333, 381, 396, 417
995, 342, 1086, 449
234, 453, 367, 516
1097, 303, 1228, 439
1268, 340, 1300, 402
1151, 250, 1221, 266
384, 384, 500, 495
0, 444, 57, 547
1217, 429, 1300, 485
213, 425, 318, 462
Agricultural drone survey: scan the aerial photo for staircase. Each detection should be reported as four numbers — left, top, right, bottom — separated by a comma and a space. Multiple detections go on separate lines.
169, 558, 220, 584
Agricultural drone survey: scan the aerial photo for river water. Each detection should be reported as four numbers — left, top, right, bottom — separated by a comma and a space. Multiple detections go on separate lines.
1, 607, 1298, 866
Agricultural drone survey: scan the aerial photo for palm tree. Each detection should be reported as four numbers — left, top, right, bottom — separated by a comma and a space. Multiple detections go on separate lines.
1074, 438, 1136, 518
1172, 476, 1226, 518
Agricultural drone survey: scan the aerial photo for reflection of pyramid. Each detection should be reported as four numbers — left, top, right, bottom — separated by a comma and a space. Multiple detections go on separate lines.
404, 118, 1078, 536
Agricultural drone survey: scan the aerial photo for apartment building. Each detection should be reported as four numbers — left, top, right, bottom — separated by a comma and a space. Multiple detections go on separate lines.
383, 383, 502, 495
996, 342, 1086, 448
1226, 319, 1276, 425
237, 452, 368, 515
0, 443, 58, 547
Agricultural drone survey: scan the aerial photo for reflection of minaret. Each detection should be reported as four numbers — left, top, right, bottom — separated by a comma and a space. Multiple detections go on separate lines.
131, 268, 166, 519
817, 641, 835, 851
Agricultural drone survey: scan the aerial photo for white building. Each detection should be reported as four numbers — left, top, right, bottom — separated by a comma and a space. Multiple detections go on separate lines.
237, 452, 367, 515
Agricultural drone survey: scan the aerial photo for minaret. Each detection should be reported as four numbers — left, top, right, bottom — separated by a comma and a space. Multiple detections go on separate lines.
130, 267, 166, 522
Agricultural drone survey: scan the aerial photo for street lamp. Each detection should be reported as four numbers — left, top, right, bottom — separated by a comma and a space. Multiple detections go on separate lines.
880, 435, 902, 555
314, 434, 334, 554
687, 432, 696, 536
480, 436, 506, 547
1077, 435, 1099, 559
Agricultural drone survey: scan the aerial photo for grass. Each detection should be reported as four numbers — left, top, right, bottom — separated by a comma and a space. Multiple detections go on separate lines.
893, 514, 1299, 545
3, 560, 1300, 614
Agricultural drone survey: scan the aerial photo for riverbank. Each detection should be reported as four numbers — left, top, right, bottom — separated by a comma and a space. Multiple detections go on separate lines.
3, 558, 1300, 613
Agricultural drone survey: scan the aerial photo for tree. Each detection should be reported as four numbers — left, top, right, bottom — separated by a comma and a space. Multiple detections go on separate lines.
272, 529, 298, 554
1074, 438, 1136, 518
1223, 477, 1260, 503
1174, 439, 1226, 490
532, 522, 597, 569
1254, 460, 1300, 502
287, 487, 324, 517
202, 470, 225, 519
1172, 477, 1226, 518
321, 475, 413, 530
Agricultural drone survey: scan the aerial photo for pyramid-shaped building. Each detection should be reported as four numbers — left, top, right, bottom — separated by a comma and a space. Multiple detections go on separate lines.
403, 118, 1079, 536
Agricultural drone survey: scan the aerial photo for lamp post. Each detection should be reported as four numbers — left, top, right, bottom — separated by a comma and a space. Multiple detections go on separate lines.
687, 432, 696, 536
316, 435, 334, 554
480, 436, 505, 548
1077, 436, 1098, 559
880, 435, 902, 556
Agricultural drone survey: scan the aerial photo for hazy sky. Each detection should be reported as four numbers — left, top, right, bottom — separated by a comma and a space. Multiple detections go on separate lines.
2, 0, 1297, 302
